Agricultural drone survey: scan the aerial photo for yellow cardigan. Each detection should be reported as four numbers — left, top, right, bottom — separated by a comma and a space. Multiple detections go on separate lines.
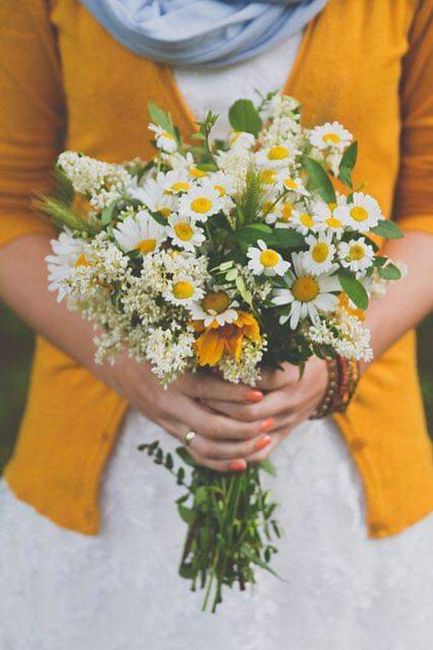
1, 0, 433, 537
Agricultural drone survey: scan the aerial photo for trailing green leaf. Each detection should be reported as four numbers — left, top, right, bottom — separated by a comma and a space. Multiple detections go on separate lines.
338, 269, 369, 310
302, 155, 337, 203
370, 219, 403, 239
378, 263, 402, 280
228, 99, 262, 137
338, 141, 358, 188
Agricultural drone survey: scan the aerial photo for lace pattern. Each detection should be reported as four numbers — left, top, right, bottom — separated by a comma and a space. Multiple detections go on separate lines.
1, 412, 433, 649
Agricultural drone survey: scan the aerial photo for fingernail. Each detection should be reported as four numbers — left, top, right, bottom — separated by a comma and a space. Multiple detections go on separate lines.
245, 390, 264, 403
260, 418, 275, 433
228, 459, 247, 472
255, 435, 272, 451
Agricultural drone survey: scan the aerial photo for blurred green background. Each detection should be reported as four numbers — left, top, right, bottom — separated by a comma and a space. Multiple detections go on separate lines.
0, 302, 432, 472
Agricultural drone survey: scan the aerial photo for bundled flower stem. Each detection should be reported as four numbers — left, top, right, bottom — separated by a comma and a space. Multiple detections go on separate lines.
139, 440, 281, 613
40, 90, 404, 611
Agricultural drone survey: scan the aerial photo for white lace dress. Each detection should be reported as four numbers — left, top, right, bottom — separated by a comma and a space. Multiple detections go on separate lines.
1, 34, 433, 650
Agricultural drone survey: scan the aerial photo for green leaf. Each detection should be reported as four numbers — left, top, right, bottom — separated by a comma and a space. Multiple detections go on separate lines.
268, 228, 306, 249
150, 210, 169, 226
228, 99, 262, 137
370, 219, 403, 239
259, 458, 277, 477
196, 162, 218, 172
101, 202, 117, 226
177, 503, 196, 525
338, 269, 369, 310
148, 101, 174, 135
176, 446, 195, 467
164, 453, 174, 471
338, 141, 358, 188
225, 268, 239, 281
235, 275, 253, 307
302, 156, 336, 203
378, 263, 402, 280
232, 224, 273, 246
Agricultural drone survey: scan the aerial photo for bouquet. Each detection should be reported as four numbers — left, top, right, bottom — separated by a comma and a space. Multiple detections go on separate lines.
41, 91, 403, 612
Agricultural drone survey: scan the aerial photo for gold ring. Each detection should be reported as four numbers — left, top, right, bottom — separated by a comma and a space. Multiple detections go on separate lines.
183, 430, 196, 447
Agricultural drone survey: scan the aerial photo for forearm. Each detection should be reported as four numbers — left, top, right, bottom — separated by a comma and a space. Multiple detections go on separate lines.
362, 230, 433, 371
0, 232, 102, 377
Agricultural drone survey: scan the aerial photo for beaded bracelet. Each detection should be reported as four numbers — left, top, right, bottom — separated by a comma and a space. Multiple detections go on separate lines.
310, 356, 360, 420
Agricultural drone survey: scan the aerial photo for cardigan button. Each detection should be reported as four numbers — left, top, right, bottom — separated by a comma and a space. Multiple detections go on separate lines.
351, 438, 366, 452
370, 520, 387, 535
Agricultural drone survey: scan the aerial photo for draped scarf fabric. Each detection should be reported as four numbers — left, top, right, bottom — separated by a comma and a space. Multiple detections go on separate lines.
79, 0, 328, 68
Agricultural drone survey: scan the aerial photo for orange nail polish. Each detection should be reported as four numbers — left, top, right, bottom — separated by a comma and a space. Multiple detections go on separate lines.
260, 418, 275, 433
245, 390, 264, 403
255, 435, 272, 451
228, 459, 247, 472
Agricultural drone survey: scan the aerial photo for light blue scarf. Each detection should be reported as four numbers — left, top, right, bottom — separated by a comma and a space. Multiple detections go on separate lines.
79, 0, 328, 68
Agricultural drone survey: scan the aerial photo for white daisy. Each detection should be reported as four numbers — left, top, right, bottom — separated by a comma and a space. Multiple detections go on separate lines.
334, 192, 382, 232
258, 168, 280, 190
309, 121, 353, 151
164, 278, 204, 307
255, 143, 299, 169
148, 123, 178, 154
292, 208, 321, 235
207, 171, 235, 212
277, 172, 309, 197
272, 252, 341, 329
229, 131, 256, 151
303, 232, 336, 275
113, 211, 166, 254
45, 230, 88, 302
129, 177, 174, 219
313, 198, 345, 237
167, 214, 205, 251
179, 182, 222, 221
190, 291, 238, 328
338, 237, 375, 274
161, 169, 193, 195
247, 239, 291, 277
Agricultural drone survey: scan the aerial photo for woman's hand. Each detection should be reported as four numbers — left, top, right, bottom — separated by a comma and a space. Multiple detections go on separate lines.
204, 356, 329, 464
103, 353, 276, 472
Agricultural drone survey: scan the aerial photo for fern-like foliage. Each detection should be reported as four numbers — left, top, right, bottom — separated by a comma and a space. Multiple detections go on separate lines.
33, 194, 100, 235
237, 165, 268, 226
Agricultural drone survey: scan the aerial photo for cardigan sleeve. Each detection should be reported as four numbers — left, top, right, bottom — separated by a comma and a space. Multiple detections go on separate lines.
393, 0, 433, 234
0, 0, 65, 249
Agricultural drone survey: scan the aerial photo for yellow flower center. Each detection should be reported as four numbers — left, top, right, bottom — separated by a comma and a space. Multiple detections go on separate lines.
260, 249, 280, 268
174, 222, 194, 241
75, 253, 90, 267
191, 197, 212, 214
158, 207, 172, 218
299, 213, 314, 227
214, 184, 226, 197
267, 145, 290, 161
169, 181, 190, 193
280, 202, 294, 221
230, 132, 242, 144
162, 130, 175, 141
349, 244, 366, 261
189, 166, 207, 179
263, 201, 274, 215
326, 216, 342, 229
260, 169, 277, 185
172, 281, 194, 300
292, 276, 320, 302
136, 239, 157, 254
312, 242, 329, 263
283, 177, 298, 190
323, 133, 341, 144
350, 206, 368, 222
202, 291, 230, 314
